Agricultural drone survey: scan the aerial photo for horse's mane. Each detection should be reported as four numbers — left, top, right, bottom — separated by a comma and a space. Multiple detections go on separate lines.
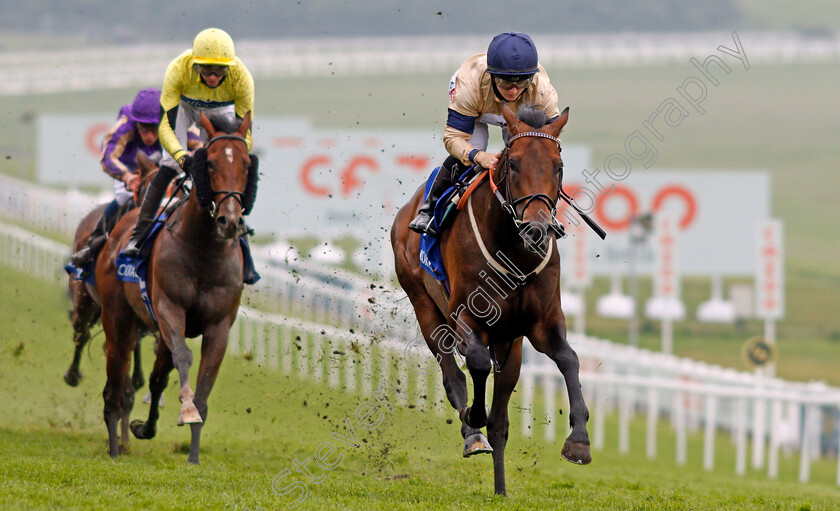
516, 104, 551, 129
207, 116, 242, 135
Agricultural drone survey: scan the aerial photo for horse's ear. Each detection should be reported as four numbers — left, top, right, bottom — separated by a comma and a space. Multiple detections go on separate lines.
136, 152, 155, 179
502, 105, 523, 136
237, 111, 252, 137
199, 113, 216, 138
546, 107, 569, 138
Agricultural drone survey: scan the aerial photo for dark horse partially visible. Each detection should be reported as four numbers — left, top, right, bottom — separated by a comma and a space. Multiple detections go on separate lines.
95, 113, 254, 462
392, 105, 591, 495
64, 153, 160, 389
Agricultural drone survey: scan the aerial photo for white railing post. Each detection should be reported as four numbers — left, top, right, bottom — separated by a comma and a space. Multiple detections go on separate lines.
543, 375, 556, 442
675, 391, 687, 466
703, 394, 717, 471
281, 325, 292, 375
521, 372, 534, 438
646, 386, 658, 459
255, 319, 266, 366
799, 404, 814, 483
344, 340, 356, 392
328, 336, 340, 388
619, 386, 631, 454
593, 385, 605, 450
297, 330, 308, 378
268, 323, 279, 370
752, 397, 767, 470
768, 399, 782, 479
736, 397, 748, 475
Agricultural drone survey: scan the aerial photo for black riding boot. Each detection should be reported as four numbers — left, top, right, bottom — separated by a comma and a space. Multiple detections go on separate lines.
121, 165, 178, 258
71, 201, 118, 267
408, 158, 460, 237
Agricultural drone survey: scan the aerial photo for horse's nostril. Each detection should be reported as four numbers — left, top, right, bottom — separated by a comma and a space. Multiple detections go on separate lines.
519, 222, 551, 253
216, 216, 228, 227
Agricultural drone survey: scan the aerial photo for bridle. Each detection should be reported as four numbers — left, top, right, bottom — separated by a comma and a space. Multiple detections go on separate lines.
489, 131, 566, 238
203, 133, 248, 217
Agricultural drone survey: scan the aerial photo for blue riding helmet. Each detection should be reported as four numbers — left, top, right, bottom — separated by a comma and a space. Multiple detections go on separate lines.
128, 88, 162, 125
486, 32, 539, 76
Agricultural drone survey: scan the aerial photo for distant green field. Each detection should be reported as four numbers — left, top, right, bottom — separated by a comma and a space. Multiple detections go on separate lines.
2, 264, 839, 510
2, 57, 838, 380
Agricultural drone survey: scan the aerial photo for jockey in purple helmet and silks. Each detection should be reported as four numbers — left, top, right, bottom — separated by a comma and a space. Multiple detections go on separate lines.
71, 88, 201, 267
409, 32, 561, 237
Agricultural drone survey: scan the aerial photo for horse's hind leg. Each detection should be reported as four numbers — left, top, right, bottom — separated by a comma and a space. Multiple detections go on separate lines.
131, 335, 145, 391
102, 311, 138, 458
187, 322, 231, 464
64, 324, 89, 387
64, 283, 98, 386
119, 373, 136, 452
486, 339, 522, 496
131, 337, 174, 441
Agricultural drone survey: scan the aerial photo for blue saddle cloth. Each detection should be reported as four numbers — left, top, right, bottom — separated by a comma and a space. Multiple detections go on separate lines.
64, 260, 96, 287
419, 168, 448, 283
418, 166, 476, 285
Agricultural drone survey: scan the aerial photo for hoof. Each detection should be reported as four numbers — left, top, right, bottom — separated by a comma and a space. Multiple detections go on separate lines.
177, 403, 203, 426
64, 369, 82, 387
132, 373, 145, 391
463, 433, 493, 458
130, 419, 155, 440
561, 439, 592, 465
143, 392, 165, 407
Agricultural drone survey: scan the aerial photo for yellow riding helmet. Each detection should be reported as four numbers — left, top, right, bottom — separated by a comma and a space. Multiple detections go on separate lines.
192, 28, 235, 66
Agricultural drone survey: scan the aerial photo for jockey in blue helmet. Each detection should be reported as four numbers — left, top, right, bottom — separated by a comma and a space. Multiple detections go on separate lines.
409, 32, 561, 237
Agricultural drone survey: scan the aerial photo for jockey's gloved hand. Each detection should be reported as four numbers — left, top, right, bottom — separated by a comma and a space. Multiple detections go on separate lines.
178, 154, 194, 173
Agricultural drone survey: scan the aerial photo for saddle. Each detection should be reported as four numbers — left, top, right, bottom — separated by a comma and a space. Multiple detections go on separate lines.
419, 166, 488, 286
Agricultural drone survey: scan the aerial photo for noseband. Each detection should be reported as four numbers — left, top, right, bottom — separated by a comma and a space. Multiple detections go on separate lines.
490, 131, 566, 238
203, 133, 248, 217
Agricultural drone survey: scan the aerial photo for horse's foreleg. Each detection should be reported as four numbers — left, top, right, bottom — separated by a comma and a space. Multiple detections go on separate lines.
462, 340, 492, 430
486, 338, 522, 496
156, 299, 201, 426
130, 337, 173, 440
530, 318, 591, 465
403, 290, 485, 448
187, 322, 231, 464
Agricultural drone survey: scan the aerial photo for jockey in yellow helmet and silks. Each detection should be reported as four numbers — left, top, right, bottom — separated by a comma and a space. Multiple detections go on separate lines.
122, 27, 255, 257
409, 32, 561, 237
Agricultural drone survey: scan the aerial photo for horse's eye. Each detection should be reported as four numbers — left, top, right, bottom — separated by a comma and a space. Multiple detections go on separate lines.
556, 163, 564, 174
508, 160, 517, 172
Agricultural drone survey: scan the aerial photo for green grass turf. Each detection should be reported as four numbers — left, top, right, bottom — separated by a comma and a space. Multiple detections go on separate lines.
2, 264, 840, 510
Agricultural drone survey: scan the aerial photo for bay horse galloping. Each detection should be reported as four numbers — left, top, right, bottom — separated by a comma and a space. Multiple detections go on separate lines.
64, 153, 159, 389
96, 113, 254, 462
391, 105, 591, 495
